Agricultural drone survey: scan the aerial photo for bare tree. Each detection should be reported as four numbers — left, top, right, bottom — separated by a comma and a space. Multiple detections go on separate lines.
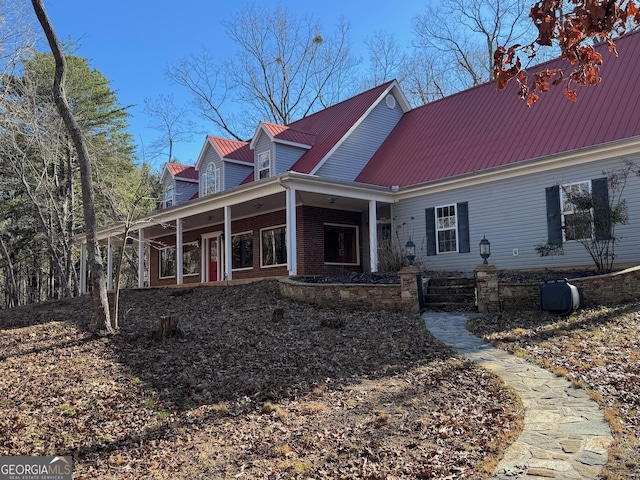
412, 0, 534, 93
0, 0, 35, 87
166, 6, 358, 139
363, 30, 406, 86
143, 93, 198, 161
31, 0, 112, 331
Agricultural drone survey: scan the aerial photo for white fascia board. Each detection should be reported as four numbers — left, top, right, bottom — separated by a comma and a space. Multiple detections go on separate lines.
159, 166, 173, 185
249, 122, 270, 150
282, 172, 396, 203
176, 177, 199, 184
194, 137, 215, 171
273, 138, 312, 149
223, 157, 254, 167
309, 82, 397, 175
396, 136, 640, 200
391, 82, 412, 112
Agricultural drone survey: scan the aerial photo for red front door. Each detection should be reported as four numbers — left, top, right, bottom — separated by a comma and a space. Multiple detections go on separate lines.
209, 237, 219, 281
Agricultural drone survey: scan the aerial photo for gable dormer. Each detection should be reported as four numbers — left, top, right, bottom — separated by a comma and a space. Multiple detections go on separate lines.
159, 162, 199, 208
249, 122, 314, 181
195, 136, 254, 196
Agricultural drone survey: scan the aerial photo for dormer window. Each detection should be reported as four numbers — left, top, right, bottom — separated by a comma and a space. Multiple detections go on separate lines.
203, 163, 221, 195
258, 151, 272, 180
163, 185, 174, 208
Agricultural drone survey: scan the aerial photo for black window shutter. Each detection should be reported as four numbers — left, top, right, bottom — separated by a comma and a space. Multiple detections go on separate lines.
425, 207, 436, 256
546, 185, 562, 245
457, 202, 470, 253
592, 177, 611, 240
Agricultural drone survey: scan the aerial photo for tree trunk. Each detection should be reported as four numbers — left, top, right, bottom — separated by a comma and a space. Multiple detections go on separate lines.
31, 0, 113, 332
154, 315, 180, 342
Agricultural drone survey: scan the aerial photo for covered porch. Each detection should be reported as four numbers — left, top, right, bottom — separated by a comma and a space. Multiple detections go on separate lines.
80, 172, 396, 292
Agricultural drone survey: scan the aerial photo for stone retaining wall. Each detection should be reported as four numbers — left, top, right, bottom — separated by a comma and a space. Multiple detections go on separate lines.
478, 265, 640, 313
279, 278, 402, 311
281, 266, 640, 314
279, 267, 422, 312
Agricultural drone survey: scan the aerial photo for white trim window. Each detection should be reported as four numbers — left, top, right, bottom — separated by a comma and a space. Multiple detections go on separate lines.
436, 204, 457, 253
324, 223, 360, 265
204, 163, 221, 195
182, 241, 201, 276
561, 181, 592, 241
257, 150, 272, 180
163, 185, 174, 208
232, 231, 253, 270
260, 225, 286, 267
159, 246, 176, 278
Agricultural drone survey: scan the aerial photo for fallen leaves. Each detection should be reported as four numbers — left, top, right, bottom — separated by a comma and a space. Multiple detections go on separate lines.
0, 281, 523, 479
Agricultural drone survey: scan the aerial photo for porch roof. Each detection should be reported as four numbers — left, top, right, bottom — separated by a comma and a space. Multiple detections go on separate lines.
84, 172, 396, 242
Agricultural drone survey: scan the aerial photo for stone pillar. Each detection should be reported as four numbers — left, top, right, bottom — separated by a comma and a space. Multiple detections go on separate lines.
475, 264, 499, 313
400, 266, 420, 313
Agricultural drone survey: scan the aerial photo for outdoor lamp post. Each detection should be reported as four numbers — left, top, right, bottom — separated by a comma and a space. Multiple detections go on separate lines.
405, 239, 416, 266
479, 235, 491, 264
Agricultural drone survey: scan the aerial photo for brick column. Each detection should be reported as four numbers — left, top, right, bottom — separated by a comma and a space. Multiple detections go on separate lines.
400, 266, 420, 313
475, 264, 499, 313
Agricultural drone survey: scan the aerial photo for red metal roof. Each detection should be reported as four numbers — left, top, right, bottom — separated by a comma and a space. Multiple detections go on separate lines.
208, 136, 253, 164
287, 81, 395, 174
166, 162, 198, 180
239, 81, 395, 185
260, 122, 316, 147
356, 32, 640, 187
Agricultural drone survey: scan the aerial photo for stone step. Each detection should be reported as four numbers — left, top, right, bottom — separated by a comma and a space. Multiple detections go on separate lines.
424, 276, 476, 312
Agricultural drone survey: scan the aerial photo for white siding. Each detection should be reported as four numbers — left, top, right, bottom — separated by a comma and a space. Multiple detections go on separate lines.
393, 154, 640, 271
315, 94, 404, 181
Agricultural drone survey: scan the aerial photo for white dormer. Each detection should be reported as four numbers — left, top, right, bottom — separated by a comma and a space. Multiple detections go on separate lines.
195, 136, 254, 195
159, 162, 199, 208
249, 122, 315, 181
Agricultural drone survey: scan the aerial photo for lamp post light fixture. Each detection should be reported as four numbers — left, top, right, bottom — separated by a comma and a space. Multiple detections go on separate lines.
479, 235, 491, 265
405, 238, 416, 266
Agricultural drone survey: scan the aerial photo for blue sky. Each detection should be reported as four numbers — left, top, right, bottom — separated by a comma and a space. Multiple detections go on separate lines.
41, 0, 426, 171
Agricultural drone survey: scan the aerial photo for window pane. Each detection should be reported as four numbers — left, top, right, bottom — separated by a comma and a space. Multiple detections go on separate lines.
435, 204, 457, 253
561, 181, 593, 241
160, 248, 175, 277
183, 242, 200, 275
324, 225, 358, 264
565, 212, 592, 241
258, 151, 271, 179
232, 233, 253, 269
261, 227, 286, 266
438, 230, 457, 253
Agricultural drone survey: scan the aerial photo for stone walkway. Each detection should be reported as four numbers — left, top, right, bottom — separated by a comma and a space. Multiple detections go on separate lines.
423, 311, 612, 480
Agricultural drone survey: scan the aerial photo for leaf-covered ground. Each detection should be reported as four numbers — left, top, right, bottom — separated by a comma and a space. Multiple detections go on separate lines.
468, 303, 640, 480
0, 281, 523, 479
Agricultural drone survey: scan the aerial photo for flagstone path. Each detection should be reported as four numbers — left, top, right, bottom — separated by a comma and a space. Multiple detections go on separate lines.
423, 311, 612, 480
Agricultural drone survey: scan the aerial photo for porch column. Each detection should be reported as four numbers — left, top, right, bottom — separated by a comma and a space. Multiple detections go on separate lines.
106, 236, 113, 290
369, 200, 378, 273
138, 228, 145, 288
224, 205, 232, 280
176, 218, 183, 285
79, 242, 87, 294
286, 186, 297, 276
